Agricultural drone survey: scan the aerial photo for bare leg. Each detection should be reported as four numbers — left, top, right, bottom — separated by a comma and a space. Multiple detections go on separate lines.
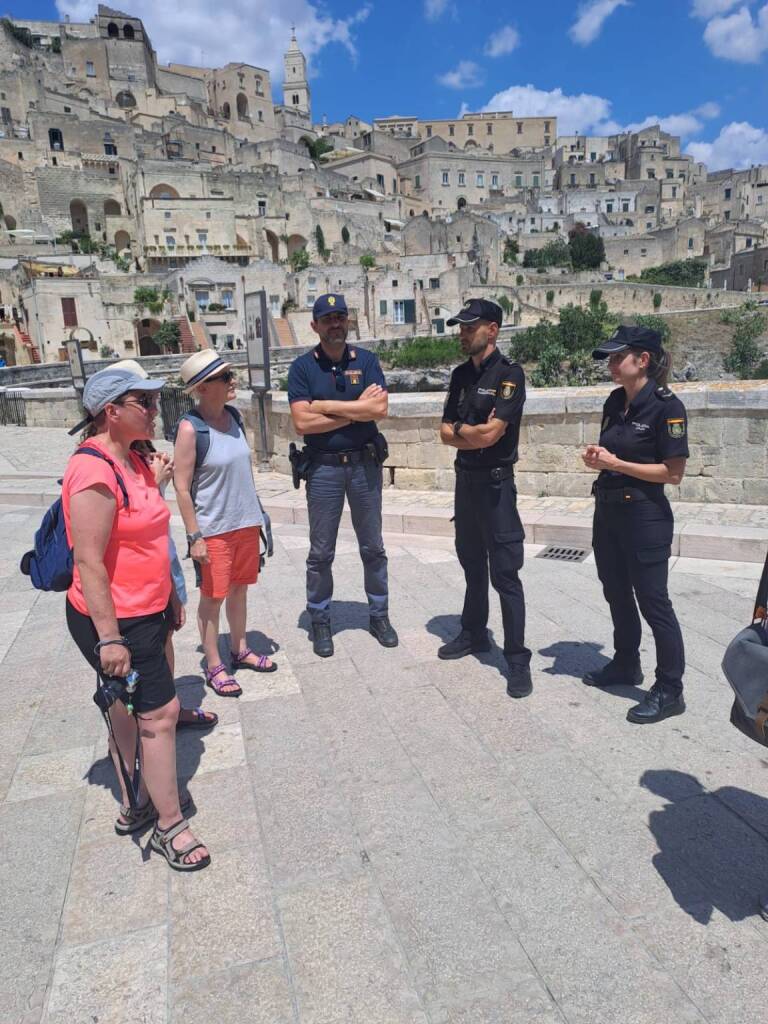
227, 583, 273, 668
137, 696, 208, 865
108, 701, 148, 818
197, 593, 224, 668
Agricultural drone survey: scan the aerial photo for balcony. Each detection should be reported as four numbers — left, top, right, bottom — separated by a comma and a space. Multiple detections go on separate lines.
143, 242, 254, 258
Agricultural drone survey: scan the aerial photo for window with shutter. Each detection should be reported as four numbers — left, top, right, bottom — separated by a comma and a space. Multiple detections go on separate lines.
61, 298, 77, 327
403, 299, 416, 324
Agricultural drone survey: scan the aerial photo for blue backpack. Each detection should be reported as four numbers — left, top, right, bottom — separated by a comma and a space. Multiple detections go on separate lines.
20, 447, 129, 592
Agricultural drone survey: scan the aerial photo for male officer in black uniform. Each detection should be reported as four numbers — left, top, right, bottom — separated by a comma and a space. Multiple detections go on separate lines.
582, 324, 689, 723
439, 298, 532, 697
287, 294, 398, 657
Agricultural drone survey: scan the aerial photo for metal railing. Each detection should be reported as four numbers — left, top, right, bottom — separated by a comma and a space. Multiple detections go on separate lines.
0, 390, 27, 426
159, 386, 194, 441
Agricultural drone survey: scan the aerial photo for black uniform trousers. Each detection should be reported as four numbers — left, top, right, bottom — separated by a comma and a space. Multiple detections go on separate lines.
454, 469, 531, 666
592, 493, 685, 693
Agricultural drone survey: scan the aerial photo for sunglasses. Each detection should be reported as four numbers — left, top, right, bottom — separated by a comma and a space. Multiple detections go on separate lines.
207, 370, 236, 384
118, 394, 158, 411
331, 366, 346, 393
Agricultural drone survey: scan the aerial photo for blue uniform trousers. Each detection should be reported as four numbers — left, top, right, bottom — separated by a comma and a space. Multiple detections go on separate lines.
592, 494, 685, 693
454, 470, 531, 666
305, 460, 388, 624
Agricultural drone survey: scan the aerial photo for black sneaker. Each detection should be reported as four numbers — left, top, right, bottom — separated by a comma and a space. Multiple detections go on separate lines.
312, 623, 334, 658
437, 630, 491, 660
583, 659, 643, 688
506, 664, 533, 699
627, 686, 685, 725
369, 616, 399, 648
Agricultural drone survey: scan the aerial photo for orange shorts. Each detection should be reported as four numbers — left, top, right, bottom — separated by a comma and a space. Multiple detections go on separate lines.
199, 526, 261, 599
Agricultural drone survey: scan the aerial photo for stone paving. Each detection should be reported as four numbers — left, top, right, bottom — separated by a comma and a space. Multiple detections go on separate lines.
2, 475, 768, 1023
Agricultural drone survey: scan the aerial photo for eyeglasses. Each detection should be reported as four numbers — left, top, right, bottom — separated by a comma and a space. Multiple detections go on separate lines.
331, 366, 346, 393
207, 370, 236, 384
118, 394, 158, 411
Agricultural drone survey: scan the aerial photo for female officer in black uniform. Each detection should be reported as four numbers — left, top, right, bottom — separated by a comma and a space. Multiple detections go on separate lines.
581, 325, 689, 724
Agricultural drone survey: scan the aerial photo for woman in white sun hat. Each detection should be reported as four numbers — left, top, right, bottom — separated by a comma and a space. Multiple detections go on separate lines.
174, 350, 276, 698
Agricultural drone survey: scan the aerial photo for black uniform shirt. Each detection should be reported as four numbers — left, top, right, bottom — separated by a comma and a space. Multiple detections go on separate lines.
287, 343, 386, 452
596, 378, 689, 493
442, 348, 526, 468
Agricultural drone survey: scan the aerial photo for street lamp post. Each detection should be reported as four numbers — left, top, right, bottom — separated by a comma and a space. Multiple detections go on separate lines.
66, 327, 90, 395
242, 287, 271, 472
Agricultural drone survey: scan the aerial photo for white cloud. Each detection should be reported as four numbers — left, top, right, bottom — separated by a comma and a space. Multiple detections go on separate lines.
625, 102, 720, 137
482, 83, 616, 134
437, 61, 484, 89
686, 120, 768, 168
702, 4, 768, 62
690, 0, 741, 18
569, 0, 630, 45
424, 0, 450, 20
484, 26, 521, 57
694, 101, 721, 118
55, 0, 371, 77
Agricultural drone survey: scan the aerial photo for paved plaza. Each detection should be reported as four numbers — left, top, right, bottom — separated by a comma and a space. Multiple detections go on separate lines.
2, 428, 768, 1024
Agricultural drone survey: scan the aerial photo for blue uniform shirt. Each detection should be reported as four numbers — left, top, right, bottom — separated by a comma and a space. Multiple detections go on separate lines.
287, 343, 387, 453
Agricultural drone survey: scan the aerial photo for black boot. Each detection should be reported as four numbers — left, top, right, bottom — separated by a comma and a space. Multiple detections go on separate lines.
437, 629, 491, 660
312, 622, 334, 658
369, 615, 399, 648
583, 658, 643, 688
626, 684, 685, 724
506, 663, 532, 699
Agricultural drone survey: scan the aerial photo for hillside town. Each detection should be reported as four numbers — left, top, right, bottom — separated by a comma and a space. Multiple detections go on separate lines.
0, 4, 765, 368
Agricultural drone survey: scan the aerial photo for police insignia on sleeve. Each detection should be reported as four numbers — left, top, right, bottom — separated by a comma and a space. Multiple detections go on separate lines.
498, 380, 517, 400
345, 370, 362, 385
667, 418, 685, 438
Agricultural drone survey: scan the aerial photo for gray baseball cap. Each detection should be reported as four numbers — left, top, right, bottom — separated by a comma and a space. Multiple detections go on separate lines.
68, 368, 165, 435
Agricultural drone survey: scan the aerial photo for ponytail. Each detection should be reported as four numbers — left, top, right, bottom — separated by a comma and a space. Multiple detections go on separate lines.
646, 346, 671, 387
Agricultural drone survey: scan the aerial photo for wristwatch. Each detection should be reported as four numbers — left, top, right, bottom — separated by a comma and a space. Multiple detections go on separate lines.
186, 530, 203, 544
452, 421, 464, 436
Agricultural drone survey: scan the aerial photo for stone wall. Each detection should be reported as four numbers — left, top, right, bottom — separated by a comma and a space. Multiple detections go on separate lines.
254, 382, 768, 505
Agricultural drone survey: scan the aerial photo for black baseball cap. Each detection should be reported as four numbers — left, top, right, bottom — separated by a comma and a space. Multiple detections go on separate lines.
447, 298, 503, 328
592, 324, 663, 359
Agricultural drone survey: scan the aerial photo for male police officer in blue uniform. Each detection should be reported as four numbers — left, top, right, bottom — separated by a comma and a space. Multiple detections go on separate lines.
287, 294, 398, 657
439, 298, 532, 698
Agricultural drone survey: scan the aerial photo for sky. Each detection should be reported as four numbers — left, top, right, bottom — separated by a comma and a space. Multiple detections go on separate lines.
12, 0, 768, 170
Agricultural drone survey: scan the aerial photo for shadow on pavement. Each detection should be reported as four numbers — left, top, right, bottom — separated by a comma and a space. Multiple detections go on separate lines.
425, 614, 505, 676
539, 640, 646, 701
297, 600, 375, 636
641, 769, 768, 924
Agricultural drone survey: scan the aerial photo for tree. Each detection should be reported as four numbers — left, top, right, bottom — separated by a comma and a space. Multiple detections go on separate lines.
568, 223, 605, 270
300, 135, 334, 163
629, 258, 707, 287
289, 247, 310, 272
502, 238, 519, 265
133, 286, 168, 315
722, 305, 767, 378
522, 239, 570, 269
153, 320, 181, 353
341, 225, 350, 244
359, 252, 375, 270
314, 224, 328, 260
510, 301, 618, 386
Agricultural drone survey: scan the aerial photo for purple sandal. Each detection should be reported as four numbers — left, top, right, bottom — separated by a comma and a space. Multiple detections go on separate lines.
231, 647, 278, 673
205, 663, 242, 697
177, 707, 219, 730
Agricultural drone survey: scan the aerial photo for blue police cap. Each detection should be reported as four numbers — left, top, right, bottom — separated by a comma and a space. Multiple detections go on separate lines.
312, 293, 348, 319
592, 324, 663, 359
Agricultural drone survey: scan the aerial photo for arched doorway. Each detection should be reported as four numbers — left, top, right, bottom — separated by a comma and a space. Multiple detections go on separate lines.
104, 199, 121, 217
221, 101, 230, 120
70, 199, 89, 236
48, 128, 64, 151
123, 24, 135, 39
149, 183, 179, 199
114, 230, 130, 252
265, 229, 279, 262
236, 93, 249, 120
457, 197, 467, 210
107, 21, 119, 37
115, 90, 136, 109
136, 317, 161, 355
4, 215, 16, 231
287, 233, 307, 258
0, 331, 16, 366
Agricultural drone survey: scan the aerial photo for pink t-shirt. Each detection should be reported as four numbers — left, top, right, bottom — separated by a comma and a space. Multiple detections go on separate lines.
62, 438, 171, 619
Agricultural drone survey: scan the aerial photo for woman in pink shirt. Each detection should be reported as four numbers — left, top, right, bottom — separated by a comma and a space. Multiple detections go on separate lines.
63, 367, 210, 872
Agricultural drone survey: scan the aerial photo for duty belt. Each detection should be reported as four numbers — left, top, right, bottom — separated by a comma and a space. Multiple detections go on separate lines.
592, 484, 650, 504
456, 464, 515, 483
310, 448, 374, 467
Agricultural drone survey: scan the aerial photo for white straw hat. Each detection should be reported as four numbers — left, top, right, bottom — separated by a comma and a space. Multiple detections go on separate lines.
179, 350, 233, 393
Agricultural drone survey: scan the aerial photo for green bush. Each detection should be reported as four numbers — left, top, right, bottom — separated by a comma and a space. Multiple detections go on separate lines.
314, 224, 328, 260
722, 306, 767, 377
511, 301, 618, 386
589, 289, 602, 308
133, 286, 168, 315
516, 274, 524, 286
502, 238, 519, 265
653, 292, 663, 309
380, 336, 462, 370
630, 259, 707, 288
634, 314, 670, 343
568, 224, 605, 270
341, 225, 350, 244
359, 252, 375, 270
493, 294, 513, 316
289, 247, 310, 272
523, 239, 571, 269
546, 290, 555, 305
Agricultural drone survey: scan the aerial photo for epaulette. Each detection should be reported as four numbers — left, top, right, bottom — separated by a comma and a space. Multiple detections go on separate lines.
654, 385, 674, 400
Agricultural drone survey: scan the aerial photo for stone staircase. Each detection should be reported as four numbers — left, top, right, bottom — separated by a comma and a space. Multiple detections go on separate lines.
13, 325, 40, 363
273, 317, 297, 347
172, 315, 200, 353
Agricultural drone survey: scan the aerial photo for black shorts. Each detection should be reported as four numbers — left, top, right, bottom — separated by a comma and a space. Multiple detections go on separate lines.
66, 599, 176, 714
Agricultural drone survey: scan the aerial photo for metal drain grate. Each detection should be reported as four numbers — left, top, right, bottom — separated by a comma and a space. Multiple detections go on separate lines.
536, 545, 590, 563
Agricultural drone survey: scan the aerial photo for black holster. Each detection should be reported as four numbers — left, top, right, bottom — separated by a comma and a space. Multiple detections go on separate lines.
289, 442, 313, 489
369, 432, 389, 465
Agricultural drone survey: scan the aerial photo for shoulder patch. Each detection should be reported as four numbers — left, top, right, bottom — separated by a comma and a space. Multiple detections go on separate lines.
667, 417, 685, 438
497, 380, 517, 401
655, 386, 674, 400
349, 348, 357, 359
